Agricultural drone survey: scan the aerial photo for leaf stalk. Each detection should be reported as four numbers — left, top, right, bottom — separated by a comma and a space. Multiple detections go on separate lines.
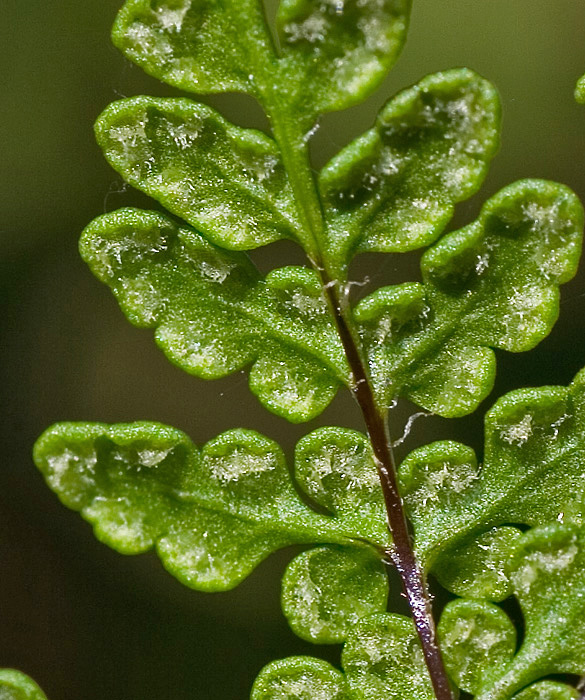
266, 97, 454, 700
326, 286, 454, 700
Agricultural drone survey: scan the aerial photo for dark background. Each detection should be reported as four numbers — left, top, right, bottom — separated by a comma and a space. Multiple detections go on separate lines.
1, 1, 585, 698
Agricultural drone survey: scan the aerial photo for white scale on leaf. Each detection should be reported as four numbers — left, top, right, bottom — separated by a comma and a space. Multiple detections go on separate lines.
289, 289, 328, 316
540, 250, 569, 281
412, 198, 432, 211
424, 350, 489, 414
442, 616, 475, 647
523, 200, 572, 280
119, 276, 164, 323
391, 197, 443, 245
86, 495, 151, 550
441, 616, 508, 679
109, 117, 150, 178
512, 541, 579, 594
467, 626, 508, 657
158, 328, 230, 375
271, 675, 337, 700
136, 447, 172, 467
358, 15, 392, 55
445, 95, 476, 131
109, 446, 171, 469
428, 92, 484, 153
289, 566, 327, 639
500, 413, 533, 446
550, 412, 571, 439
359, 630, 392, 667
498, 285, 550, 347
354, 629, 428, 698
284, 14, 329, 44
46, 447, 97, 494
109, 120, 148, 154
509, 287, 547, 318
158, 532, 224, 583
177, 241, 238, 284
205, 447, 278, 484
160, 175, 196, 207
167, 121, 201, 150
167, 60, 198, 85
125, 22, 174, 59
154, 0, 191, 32
242, 154, 280, 185
442, 163, 474, 193
475, 251, 490, 275
411, 460, 478, 508
377, 150, 403, 177
93, 239, 127, 279
373, 314, 395, 346
92, 231, 169, 279
309, 444, 379, 493
196, 205, 261, 245
342, 57, 384, 96
197, 258, 236, 284
523, 200, 563, 236
267, 367, 319, 414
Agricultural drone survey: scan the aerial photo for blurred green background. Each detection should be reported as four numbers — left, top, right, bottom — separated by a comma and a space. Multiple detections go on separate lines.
1, 1, 585, 698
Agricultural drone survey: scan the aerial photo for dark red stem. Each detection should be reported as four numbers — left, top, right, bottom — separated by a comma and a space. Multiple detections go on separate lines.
326, 283, 454, 700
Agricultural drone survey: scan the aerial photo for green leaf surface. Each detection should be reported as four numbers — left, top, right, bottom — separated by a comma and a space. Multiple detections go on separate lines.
276, 0, 411, 126
356, 180, 583, 416
320, 69, 500, 267
432, 526, 523, 602
252, 614, 434, 700
81, 208, 349, 422
113, 0, 411, 131
512, 682, 578, 700
95, 97, 304, 250
33, 422, 390, 591
438, 599, 517, 694
504, 524, 585, 682
281, 545, 388, 644
294, 427, 386, 539
399, 366, 585, 578
0, 671, 48, 700
112, 0, 273, 97
440, 524, 585, 700
251, 657, 349, 700
341, 614, 435, 700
